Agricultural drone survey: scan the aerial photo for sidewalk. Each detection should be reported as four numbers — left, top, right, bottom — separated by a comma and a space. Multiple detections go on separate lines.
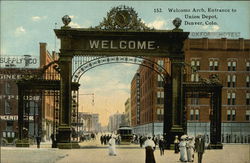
1, 143, 250, 163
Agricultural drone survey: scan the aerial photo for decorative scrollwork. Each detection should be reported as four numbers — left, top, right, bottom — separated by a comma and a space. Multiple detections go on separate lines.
95, 5, 153, 31
72, 56, 167, 83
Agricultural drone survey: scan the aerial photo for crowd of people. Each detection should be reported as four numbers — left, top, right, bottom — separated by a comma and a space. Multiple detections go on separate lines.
101, 133, 206, 163
100, 134, 121, 145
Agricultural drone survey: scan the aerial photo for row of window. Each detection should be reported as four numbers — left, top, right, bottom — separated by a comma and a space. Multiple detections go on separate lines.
190, 73, 250, 87
189, 109, 250, 121
4, 100, 39, 114
227, 92, 250, 105
189, 93, 250, 106
191, 60, 250, 71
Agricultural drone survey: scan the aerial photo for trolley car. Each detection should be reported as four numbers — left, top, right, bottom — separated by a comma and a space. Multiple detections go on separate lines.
117, 126, 133, 144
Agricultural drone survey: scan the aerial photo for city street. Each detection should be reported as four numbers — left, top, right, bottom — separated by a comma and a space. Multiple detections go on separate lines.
1, 138, 249, 163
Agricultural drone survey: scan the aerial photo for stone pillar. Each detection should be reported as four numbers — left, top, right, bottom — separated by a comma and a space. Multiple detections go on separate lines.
209, 86, 223, 149
164, 58, 185, 149
16, 84, 29, 147
57, 54, 79, 149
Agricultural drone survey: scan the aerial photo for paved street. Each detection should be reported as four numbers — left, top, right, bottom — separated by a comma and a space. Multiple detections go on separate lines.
1, 139, 250, 163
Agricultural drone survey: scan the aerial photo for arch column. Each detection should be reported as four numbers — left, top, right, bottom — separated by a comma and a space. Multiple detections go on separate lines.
164, 57, 185, 149
57, 53, 79, 149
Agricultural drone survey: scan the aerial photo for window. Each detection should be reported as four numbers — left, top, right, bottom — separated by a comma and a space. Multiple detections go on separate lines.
157, 91, 164, 104
6, 121, 13, 131
5, 83, 11, 95
227, 75, 236, 87
209, 59, 219, 71
227, 110, 231, 120
246, 62, 250, 71
227, 109, 236, 121
246, 110, 250, 121
195, 109, 199, 120
190, 109, 194, 120
4, 101, 11, 114
157, 60, 164, 72
191, 98, 199, 105
191, 59, 200, 71
227, 92, 236, 105
246, 93, 250, 105
191, 73, 199, 82
157, 75, 164, 88
227, 93, 231, 105
232, 110, 236, 121
246, 76, 250, 87
232, 93, 236, 105
228, 61, 237, 71
157, 108, 164, 121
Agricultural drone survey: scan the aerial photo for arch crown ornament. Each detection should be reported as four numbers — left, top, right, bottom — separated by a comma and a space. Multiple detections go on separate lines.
95, 5, 152, 31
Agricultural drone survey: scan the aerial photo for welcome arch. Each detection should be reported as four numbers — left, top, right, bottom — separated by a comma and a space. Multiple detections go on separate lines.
55, 6, 189, 149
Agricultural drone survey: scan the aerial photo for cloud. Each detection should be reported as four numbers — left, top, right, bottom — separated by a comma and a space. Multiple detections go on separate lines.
70, 22, 82, 28
14, 26, 26, 36
31, 16, 47, 22
69, 15, 76, 19
146, 18, 167, 29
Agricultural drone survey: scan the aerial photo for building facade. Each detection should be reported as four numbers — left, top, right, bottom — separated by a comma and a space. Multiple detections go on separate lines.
0, 68, 42, 144
131, 58, 170, 136
185, 38, 250, 143
0, 42, 58, 144
39, 42, 59, 141
108, 112, 126, 132
131, 38, 250, 143
78, 112, 101, 133
124, 98, 131, 126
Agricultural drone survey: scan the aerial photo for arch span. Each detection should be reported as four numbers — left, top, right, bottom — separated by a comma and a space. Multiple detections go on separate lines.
72, 56, 169, 83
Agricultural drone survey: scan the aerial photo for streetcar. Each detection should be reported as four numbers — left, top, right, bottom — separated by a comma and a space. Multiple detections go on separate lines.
117, 126, 133, 144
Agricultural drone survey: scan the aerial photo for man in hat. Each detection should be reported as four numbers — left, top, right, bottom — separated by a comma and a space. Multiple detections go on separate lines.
179, 135, 188, 162
144, 135, 156, 163
108, 134, 117, 156
158, 136, 165, 156
187, 136, 195, 162
195, 135, 205, 163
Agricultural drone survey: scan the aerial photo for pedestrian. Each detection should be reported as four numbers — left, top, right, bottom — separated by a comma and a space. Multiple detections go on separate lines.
195, 135, 205, 163
36, 135, 41, 148
174, 135, 180, 153
139, 136, 143, 147
144, 135, 156, 163
187, 136, 195, 162
158, 136, 165, 156
100, 135, 104, 145
108, 134, 117, 156
179, 135, 188, 162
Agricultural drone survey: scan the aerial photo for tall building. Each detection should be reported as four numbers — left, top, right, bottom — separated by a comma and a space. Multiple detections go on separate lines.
131, 58, 170, 135
78, 112, 101, 133
124, 98, 131, 126
108, 112, 125, 132
131, 38, 250, 143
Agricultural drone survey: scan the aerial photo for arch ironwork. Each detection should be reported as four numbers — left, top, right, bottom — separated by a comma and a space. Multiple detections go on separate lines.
72, 56, 169, 83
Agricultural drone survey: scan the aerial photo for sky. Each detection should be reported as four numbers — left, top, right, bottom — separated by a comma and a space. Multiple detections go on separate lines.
1, 1, 250, 126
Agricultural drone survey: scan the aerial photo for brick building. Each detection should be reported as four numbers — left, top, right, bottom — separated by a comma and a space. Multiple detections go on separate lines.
131, 58, 170, 135
0, 43, 58, 144
0, 68, 41, 144
131, 38, 250, 143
